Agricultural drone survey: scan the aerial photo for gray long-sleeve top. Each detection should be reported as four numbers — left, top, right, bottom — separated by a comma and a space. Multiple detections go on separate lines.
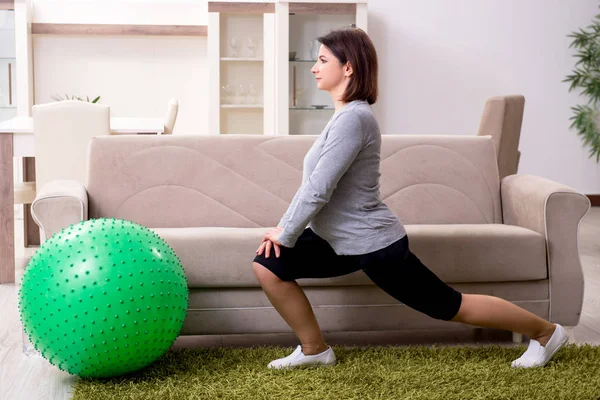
277, 99, 407, 255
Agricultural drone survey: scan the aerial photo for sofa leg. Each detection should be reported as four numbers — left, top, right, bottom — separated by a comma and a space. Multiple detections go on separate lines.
512, 332, 523, 344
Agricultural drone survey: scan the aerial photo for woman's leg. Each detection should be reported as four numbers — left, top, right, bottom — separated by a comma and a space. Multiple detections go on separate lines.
253, 262, 327, 355
363, 247, 556, 346
450, 294, 556, 346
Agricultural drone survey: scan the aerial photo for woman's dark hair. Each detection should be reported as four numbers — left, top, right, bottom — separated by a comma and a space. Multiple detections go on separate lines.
317, 27, 378, 104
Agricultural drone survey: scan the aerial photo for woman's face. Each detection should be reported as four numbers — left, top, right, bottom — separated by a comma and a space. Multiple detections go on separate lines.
311, 45, 347, 92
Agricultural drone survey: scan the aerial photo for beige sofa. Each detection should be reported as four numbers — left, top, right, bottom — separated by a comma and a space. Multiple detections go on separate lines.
31, 134, 590, 340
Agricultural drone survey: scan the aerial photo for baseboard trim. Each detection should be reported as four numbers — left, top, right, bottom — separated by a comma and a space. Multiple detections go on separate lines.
587, 195, 600, 207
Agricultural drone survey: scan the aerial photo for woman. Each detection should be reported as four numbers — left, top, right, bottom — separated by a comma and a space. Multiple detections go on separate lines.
252, 27, 567, 369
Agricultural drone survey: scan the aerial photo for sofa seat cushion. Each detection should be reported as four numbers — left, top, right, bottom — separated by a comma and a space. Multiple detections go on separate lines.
405, 224, 547, 283
153, 224, 546, 288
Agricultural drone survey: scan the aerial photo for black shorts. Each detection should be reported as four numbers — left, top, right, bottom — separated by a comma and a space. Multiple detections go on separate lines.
253, 228, 462, 321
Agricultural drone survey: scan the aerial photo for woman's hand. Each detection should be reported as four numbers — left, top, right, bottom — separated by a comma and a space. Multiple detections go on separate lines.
256, 226, 284, 258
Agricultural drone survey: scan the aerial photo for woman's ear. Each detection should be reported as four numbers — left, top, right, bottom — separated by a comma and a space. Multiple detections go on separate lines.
344, 62, 354, 77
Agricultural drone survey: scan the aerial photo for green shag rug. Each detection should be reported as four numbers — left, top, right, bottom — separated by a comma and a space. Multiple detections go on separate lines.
72, 344, 600, 400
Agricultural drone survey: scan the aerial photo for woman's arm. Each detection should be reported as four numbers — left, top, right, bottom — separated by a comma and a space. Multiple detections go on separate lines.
278, 111, 364, 247
278, 187, 302, 228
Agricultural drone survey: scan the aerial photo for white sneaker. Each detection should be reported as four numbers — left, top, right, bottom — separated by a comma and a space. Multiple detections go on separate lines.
511, 324, 569, 368
267, 345, 336, 369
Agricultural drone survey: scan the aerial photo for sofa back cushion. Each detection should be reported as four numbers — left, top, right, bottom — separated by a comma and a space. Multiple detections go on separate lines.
86, 134, 501, 227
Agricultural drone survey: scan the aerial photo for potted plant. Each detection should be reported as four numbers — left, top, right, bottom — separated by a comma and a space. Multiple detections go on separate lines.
564, 11, 600, 162
51, 94, 101, 103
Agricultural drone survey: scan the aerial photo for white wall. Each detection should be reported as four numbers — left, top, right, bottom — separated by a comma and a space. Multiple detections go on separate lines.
33, 35, 207, 135
25, 0, 600, 192
368, 0, 600, 194
32, 0, 208, 135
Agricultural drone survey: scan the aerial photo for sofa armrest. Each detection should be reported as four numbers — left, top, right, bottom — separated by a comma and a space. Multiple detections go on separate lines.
500, 174, 591, 325
31, 179, 89, 243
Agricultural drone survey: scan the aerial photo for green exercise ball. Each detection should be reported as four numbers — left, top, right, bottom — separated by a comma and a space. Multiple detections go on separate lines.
18, 218, 189, 378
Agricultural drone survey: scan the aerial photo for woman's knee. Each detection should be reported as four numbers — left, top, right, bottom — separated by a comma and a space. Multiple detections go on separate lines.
448, 292, 466, 322
432, 291, 464, 322
416, 302, 462, 322
253, 262, 282, 285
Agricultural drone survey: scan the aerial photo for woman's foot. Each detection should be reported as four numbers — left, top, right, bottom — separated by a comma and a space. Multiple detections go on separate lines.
267, 345, 336, 369
532, 323, 557, 347
511, 324, 568, 368
301, 343, 329, 355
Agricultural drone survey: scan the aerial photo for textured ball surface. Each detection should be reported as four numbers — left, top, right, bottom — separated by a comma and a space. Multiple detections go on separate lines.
18, 218, 189, 378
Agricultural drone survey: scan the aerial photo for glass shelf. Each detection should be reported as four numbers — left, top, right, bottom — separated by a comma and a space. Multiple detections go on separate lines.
290, 59, 316, 63
290, 107, 334, 111
220, 58, 263, 62
0, 105, 16, 109
221, 104, 264, 109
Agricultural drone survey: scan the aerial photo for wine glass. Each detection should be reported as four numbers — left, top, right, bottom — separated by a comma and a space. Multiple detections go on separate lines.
220, 84, 232, 104
248, 84, 258, 104
247, 37, 257, 58
229, 37, 239, 58
238, 84, 247, 104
